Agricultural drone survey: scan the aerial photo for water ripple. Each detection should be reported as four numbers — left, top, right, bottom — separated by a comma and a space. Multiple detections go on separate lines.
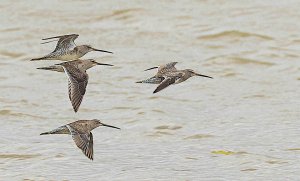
198, 30, 273, 40
0, 154, 40, 160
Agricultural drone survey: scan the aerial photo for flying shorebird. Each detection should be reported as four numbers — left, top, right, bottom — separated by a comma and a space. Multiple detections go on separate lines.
136, 62, 213, 93
136, 62, 178, 84
40, 119, 120, 160
37, 59, 113, 112
31, 34, 113, 61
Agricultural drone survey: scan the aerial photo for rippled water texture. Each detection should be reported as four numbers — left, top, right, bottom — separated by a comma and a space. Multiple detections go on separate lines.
1, 0, 300, 180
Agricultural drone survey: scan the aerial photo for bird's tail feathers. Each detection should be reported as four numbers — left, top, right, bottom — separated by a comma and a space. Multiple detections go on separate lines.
40, 126, 69, 135
136, 77, 163, 84
36, 65, 63, 72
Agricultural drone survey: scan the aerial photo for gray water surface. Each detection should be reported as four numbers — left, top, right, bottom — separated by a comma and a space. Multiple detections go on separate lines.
0, 0, 300, 180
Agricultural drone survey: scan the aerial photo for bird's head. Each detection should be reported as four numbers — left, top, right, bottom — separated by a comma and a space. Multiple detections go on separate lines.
79, 59, 114, 70
76, 45, 113, 55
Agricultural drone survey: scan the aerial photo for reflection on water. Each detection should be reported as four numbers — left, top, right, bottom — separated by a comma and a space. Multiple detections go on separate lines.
1, 0, 300, 180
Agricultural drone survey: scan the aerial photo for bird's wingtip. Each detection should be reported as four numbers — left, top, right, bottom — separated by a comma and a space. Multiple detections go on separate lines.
73, 107, 79, 113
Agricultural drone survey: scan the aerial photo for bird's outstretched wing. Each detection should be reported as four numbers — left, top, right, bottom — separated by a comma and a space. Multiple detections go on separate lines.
60, 63, 88, 112
42, 34, 79, 52
164, 62, 178, 69
144, 62, 178, 72
136, 76, 164, 84
153, 76, 176, 93
158, 62, 178, 74
67, 125, 94, 160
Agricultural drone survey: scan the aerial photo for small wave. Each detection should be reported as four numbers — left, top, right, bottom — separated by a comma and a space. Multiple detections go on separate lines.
243, 94, 269, 99
0, 110, 45, 119
112, 8, 143, 16
175, 15, 193, 20
286, 148, 300, 151
55, 153, 65, 158
0, 154, 40, 160
184, 134, 214, 140
155, 125, 182, 130
198, 30, 273, 40
185, 157, 198, 160
266, 160, 288, 165
231, 57, 274, 66
0, 76, 6, 80
147, 131, 173, 137
96, 8, 144, 21
222, 72, 238, 77
0, 27, 22, 32
113, 106, 140, 110
0, 50, 24, 58
151, 109, 165, 114
0, 110, 11, 115
155, 131, 173, 135
137, 111, 145, 115
207, 56, 275, 67
241, 168, 257, 172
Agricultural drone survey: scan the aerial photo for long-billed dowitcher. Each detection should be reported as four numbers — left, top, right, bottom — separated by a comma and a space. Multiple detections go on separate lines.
40, 119, 120, 160
31, 34, 113, 61
136, 62, 213, 93
37, 59, 113, 112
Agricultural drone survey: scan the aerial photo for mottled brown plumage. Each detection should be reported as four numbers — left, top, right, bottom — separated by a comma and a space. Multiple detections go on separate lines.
137, 62, 213, 93
37, 59, 113, 112
40, 119, 120, 160
31, 34, 113, 61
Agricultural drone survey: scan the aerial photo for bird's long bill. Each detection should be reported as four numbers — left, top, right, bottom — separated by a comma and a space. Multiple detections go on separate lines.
92, 48, 113, 54
95, 62, 114, 66
101, 123, 121, 130
41, 39, 58, 44
144, 67, 158, 71
36, 67, 51, 70
195, 73, 213, 79
42, 34, 78, 41
42, 35, 64, 40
